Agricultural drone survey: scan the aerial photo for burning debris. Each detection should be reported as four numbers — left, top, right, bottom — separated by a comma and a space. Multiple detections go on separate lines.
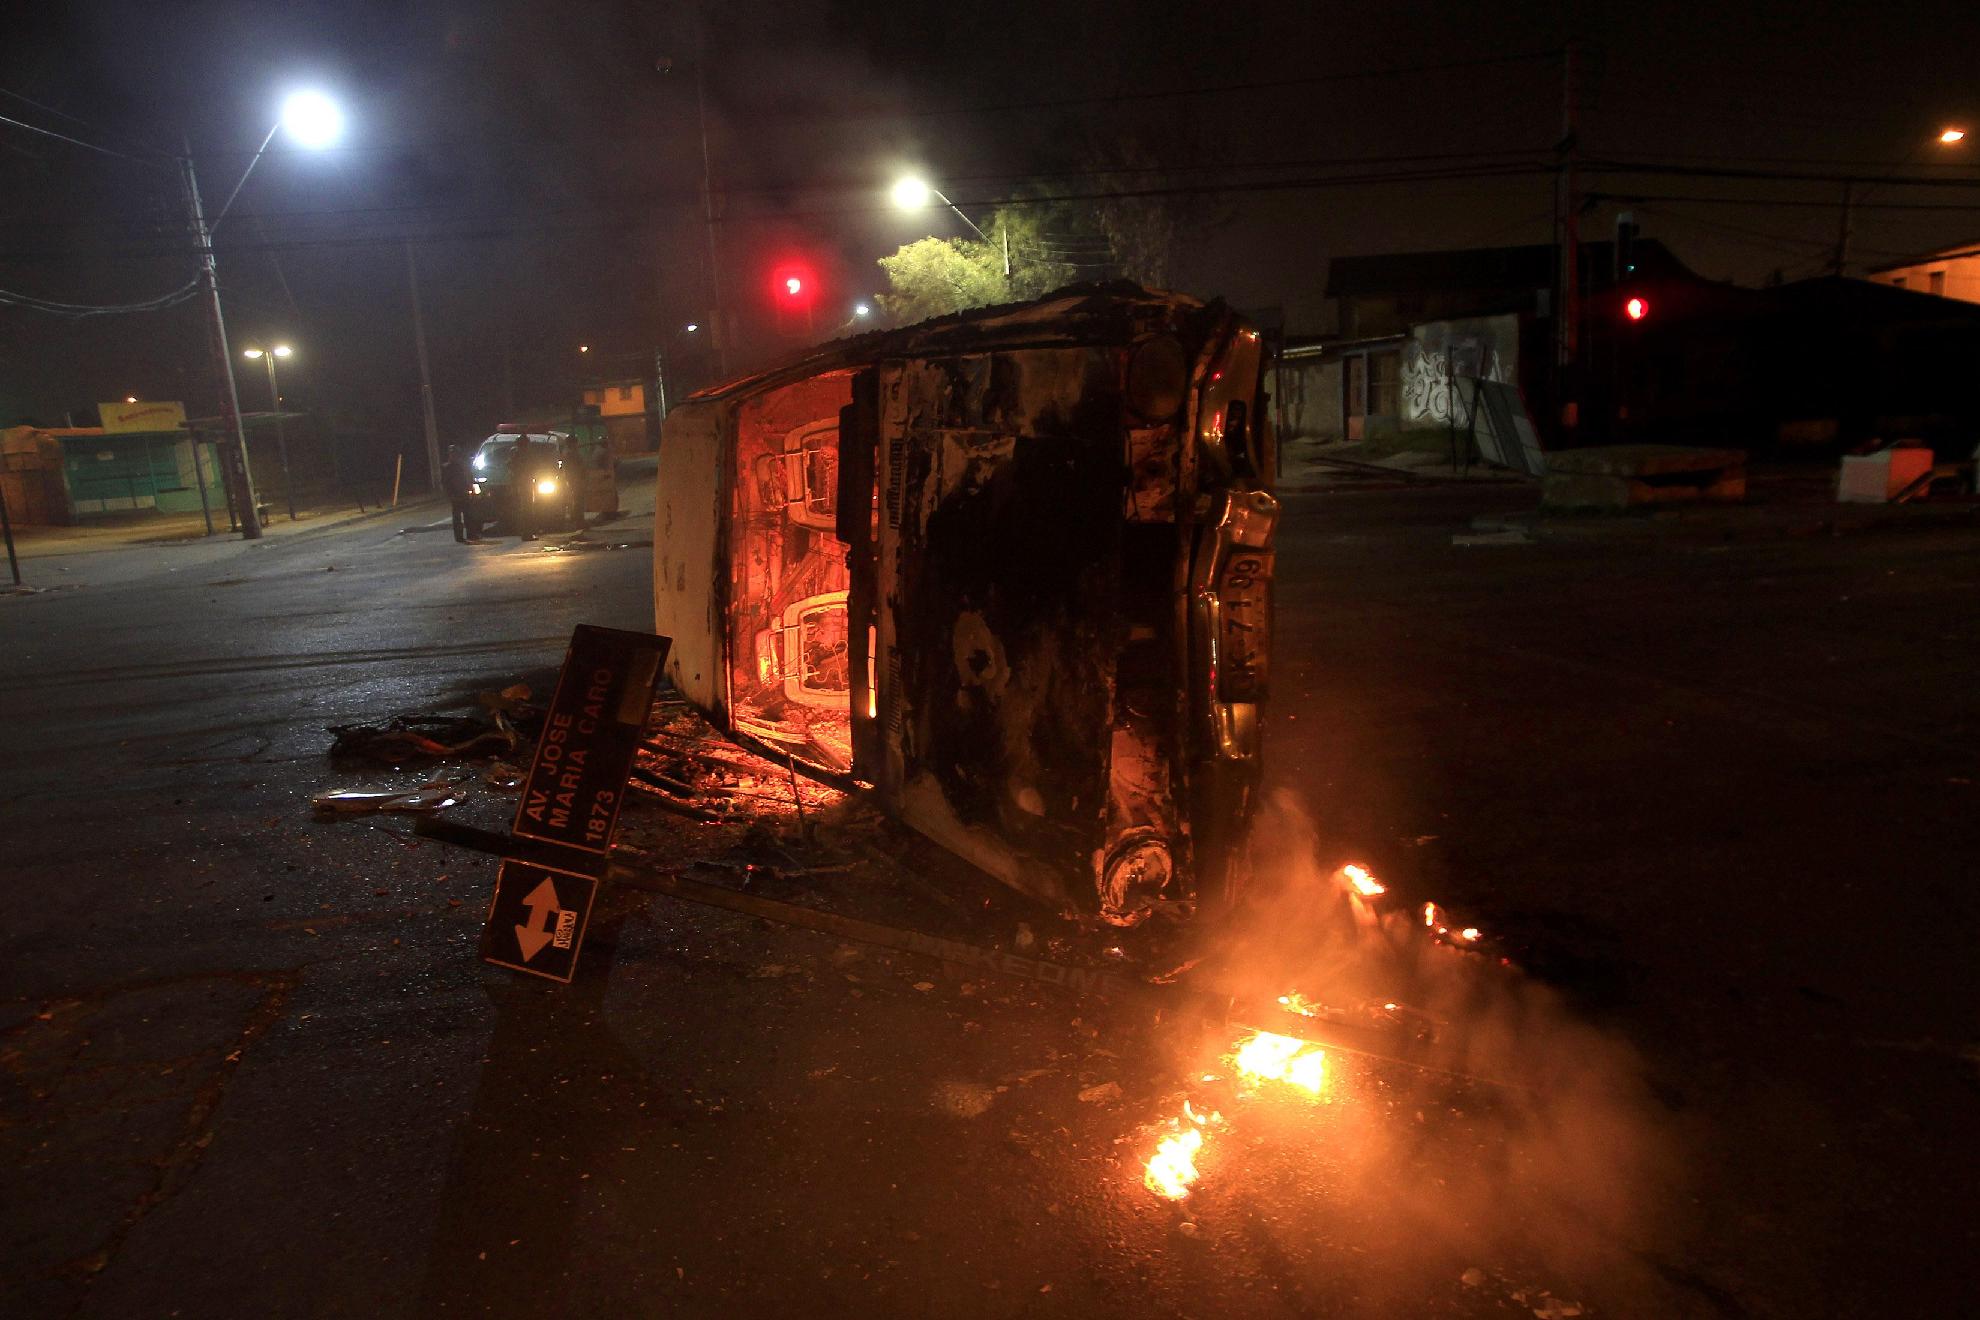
1231, 1030, 1327, 1097
1143, 1103, 1216, 1202
1342, 863, 1386, 898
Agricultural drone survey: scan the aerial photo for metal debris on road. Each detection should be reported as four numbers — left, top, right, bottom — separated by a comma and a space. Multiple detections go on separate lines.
310, 779, 465, 814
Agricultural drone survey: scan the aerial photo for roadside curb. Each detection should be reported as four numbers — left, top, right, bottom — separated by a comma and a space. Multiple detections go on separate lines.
281, 497, 446, 540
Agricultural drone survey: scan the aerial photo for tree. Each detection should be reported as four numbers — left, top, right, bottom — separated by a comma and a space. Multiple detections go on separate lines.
876, 207, 1077, 323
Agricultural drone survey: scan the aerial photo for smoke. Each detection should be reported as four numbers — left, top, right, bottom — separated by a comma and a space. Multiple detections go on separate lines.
1166, 789, 1684, 1310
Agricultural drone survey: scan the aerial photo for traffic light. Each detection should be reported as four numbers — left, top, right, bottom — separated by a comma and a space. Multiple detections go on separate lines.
771, 262, 817, 334
1624, 294, 1649, 322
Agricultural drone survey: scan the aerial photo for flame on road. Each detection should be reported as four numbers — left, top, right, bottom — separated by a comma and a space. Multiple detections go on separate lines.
1233, 1030, 1328, 1096
1144, 1103, 1220, 1201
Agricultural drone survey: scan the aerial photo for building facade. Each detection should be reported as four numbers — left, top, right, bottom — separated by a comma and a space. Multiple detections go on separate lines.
1867, 242, 1980, 304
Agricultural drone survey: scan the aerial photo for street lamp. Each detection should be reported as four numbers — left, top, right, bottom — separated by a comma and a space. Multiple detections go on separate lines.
281, 91, 345, 149
1939, 127, 1967, 145
182, 89, 344, 538
241, 343, 298, 521
891, 174, 1008, 275
653, 322, 708, 422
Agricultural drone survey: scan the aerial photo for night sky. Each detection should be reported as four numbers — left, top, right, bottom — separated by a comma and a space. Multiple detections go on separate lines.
3, 0, 1978, 441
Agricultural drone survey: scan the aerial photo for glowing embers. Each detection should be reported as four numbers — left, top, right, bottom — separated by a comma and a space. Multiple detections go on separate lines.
1424, 901, 1485, 949
1341, 862, 1385, 899
1276, 991, 1321, 1018
1144, 1100, 1223, 1201
1231, 1030, 1327, 1097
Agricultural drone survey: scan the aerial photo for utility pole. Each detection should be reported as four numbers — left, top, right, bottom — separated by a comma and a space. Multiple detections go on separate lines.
1832, 180, 1855, 275
406, 240, 443, 492
1, 475, 20, 586
1555, 41, 1581, 440
692, 44, 727, 377
259, 351, 296, 520
180, 138, 262, 539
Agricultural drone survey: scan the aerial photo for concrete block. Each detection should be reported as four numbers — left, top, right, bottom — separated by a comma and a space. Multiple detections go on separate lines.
1837, 447, 1934, 503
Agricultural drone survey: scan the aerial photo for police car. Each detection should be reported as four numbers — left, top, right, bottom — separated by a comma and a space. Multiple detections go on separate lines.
466, 426, 584, 530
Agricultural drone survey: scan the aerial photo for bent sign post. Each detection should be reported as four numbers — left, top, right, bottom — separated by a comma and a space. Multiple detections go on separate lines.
479, 625, 669, 982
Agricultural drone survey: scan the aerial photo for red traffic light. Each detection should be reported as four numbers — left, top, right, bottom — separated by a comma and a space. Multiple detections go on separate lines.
772, 263, 815, 304
1624, 295, 1649, 321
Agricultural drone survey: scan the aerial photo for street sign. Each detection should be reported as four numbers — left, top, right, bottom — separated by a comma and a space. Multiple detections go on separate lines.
478, 860, 600, 983
511, 625, 670, 855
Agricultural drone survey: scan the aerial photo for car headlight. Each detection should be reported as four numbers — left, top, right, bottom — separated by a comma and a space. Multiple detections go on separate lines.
472, 453, 487, 471
469, 483, 482, 494
536, 477, 558, 496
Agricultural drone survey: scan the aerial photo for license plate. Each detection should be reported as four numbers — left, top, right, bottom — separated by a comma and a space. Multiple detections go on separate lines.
1217, 549, 1272, 701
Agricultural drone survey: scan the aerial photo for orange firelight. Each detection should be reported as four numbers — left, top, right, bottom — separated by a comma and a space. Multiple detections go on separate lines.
1343, 863, 1386, 898
1232, 1030, 1327, 1096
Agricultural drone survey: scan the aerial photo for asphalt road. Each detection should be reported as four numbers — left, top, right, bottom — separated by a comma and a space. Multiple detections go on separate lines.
3, 478, 1975, 1317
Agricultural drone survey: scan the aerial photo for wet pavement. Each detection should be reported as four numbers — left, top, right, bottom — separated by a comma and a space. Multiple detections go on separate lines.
3, 478, 1975, 1316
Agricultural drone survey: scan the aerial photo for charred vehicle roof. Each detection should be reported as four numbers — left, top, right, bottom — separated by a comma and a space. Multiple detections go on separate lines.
654, 282, 1277, 926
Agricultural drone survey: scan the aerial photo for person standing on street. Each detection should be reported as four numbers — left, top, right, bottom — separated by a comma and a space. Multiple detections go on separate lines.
443, 444, 480, 543
512, 436, 548, 542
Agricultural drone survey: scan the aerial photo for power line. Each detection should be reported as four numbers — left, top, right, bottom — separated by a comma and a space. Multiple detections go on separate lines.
0, 160, 1561, 263
1588, 191, 1980, 213
1586, 157, 1980, 190
0, 278, 200, 317
0, 109, 163, 168
0, 85, 169, 160
0, 147, 1561, 239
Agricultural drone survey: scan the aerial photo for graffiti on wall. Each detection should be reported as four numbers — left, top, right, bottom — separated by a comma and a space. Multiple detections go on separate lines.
1400, 319, 1514, 426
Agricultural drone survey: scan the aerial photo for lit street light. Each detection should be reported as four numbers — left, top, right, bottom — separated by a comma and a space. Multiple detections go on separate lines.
653, 323, 707, 422
183, 89, 345, 539
280, 91, 345, 150
241, 343, 298, 521
1939, 127, 1967, 145
891, 174, 1009, 275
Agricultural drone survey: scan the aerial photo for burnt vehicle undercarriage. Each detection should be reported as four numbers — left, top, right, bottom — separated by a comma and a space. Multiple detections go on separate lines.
654, 283, 1279, 929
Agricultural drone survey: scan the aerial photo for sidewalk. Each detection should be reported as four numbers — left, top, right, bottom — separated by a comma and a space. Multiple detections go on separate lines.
1278, 435, 1522, 491
5, 495, 442, 560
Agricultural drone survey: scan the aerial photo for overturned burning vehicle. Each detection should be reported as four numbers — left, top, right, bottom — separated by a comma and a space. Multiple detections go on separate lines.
654, 283, 1278, 926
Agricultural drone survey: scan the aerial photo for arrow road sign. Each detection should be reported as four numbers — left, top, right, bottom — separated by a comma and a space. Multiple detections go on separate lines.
479, 860, 598, 983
